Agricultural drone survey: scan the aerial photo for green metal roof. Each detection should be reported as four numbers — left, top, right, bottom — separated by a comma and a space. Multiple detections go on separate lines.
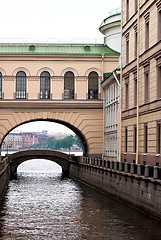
0, 43, 120, 56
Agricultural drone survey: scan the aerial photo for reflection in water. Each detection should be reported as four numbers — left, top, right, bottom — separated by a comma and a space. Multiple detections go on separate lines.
0, 159, 161, 240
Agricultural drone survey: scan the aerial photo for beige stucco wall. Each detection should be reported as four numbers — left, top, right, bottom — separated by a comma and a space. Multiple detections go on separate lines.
0, 101, 103, 157
0, 55, 118, 100
121, 0, 161, 165
0, 53, 119, 157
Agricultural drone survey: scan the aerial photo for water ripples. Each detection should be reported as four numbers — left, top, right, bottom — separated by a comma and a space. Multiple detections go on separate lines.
0, 159, 161, 240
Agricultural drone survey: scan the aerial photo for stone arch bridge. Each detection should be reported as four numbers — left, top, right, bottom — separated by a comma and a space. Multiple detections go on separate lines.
9, 149, 77, 177
0, 101, 103, 158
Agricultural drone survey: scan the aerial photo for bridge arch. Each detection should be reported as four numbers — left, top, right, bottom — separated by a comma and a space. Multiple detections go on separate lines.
0, 104, 103, 158
9, 149, 74, 177
1, 118, 88, 156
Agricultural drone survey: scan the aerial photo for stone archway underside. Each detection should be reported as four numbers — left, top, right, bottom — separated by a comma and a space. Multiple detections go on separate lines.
9, 149, 73, 177
0, 101, 103, 158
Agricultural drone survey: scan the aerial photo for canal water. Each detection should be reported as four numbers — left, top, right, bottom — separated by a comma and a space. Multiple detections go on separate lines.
0, 159, 161, 240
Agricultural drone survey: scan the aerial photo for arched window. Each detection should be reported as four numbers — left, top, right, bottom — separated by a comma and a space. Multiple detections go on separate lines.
88, 71, 98, 99
0, 72, 2, 99
64, 71, 74, 99
40, 71, 50, 99
16, 71, 26, 99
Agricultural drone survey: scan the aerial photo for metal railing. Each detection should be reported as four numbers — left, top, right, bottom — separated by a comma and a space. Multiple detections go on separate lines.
87, 92, 101, 100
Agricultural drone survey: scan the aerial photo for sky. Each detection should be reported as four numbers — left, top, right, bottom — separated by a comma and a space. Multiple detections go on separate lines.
0, 0, 121, 41
12, 121, 74, 134
4, 0, 120, 134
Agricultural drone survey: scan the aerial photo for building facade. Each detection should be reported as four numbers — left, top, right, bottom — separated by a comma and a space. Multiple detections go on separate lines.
100, 9, 121, 161
22, 133, 39, 149
101, 70, 120, 161
2, 133, 22, 150
0, 43, 119, 158
121, 0, 161, 166
99, 8, 121, 53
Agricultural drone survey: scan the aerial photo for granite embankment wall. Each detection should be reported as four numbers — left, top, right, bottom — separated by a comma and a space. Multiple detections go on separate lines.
69, 157, 161, 220
0, 157, 10, 201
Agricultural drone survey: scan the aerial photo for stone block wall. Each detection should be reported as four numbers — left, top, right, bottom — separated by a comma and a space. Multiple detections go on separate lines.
0, 157, 10, 201
69, 157, 161, 220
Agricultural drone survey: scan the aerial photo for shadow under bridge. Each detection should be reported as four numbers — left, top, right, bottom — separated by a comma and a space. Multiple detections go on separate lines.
9, 149, 77, 178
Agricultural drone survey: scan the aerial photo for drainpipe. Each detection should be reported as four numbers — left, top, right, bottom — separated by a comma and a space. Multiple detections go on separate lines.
113, 71, 121, 162
118, 0, 124, 163
100, 54, 105, 159
136, 0, 140, 164
100, 83, 105, 160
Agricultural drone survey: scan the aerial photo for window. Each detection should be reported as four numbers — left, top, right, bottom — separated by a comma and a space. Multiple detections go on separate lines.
64, 71, 74, 99
126, 0, 129, 21
156, 59, 161, 99
144, 72, 149, 103
125, 33, 129, 64
134, 24, 138, 59
144, 13, 150, 50
125, 82, 129, 109
125, 127, 128, 152
157, 1, 161, 41
40, 71, 50, 99
134, 125, 137, 153
157, 122, 161, 154
157, 66, 161, 98
135, 0, 138, 13
144, 64, 150, 103
16, 71, 26, 99
134, 72, 137, 106
0, 72, 2, 99
144, 124, 148, 153
88, 71, 98, 99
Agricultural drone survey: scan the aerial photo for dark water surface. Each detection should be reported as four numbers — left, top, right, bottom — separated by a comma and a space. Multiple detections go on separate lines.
0, 159, 161, 240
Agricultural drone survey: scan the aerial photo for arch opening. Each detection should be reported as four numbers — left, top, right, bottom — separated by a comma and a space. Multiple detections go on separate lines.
9, 149, 72, 178
1, 119, 87, 157
17, 159, 62, 174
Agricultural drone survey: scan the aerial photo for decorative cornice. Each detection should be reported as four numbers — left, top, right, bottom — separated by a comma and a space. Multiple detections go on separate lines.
122, 65, 137, 78
125, 32, 129, 41
36, 67, 54, 77
144, 63, 150, 74
0, 67, 6, 76
12, 67, 31, 76
156, 0, 161, 12
0, 100, 103, 110
133, 24, 138, 33
101, 73, 120, 89
140, 48, 161, 66
133, 71, 137, 80
144, 12, 150, 23
61, 67, 79, 77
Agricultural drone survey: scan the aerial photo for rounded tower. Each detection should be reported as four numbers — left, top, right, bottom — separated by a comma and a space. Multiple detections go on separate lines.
99, 8, 121, 53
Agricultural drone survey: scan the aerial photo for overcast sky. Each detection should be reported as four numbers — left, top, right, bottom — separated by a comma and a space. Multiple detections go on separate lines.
4, 0, 120, 134
1, 0, 121, 41
13, 121, 74, 134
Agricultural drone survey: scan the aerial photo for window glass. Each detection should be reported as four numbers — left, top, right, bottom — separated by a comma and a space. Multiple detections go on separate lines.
64, 71, 74, 99
40, 71, 50, 99
16, 71, 26, 99
88, 71, 98, 99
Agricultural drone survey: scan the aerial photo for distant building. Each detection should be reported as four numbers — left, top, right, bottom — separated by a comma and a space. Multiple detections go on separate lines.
2, 133, 22, 150
71, 144, 80, 150
50, 132, 71, 140
22, 133, 39, 149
